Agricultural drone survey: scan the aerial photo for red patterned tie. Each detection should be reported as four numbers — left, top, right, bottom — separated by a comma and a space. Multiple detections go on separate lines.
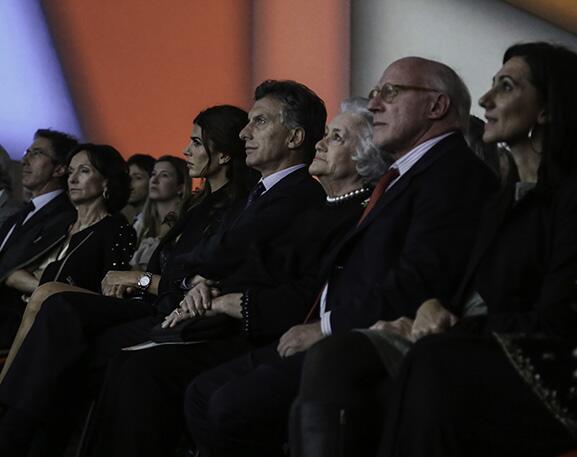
303, 168, 400, 324
357, 167, 399, 226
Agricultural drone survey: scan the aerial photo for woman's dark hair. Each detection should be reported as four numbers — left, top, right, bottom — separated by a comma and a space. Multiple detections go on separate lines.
67, 143, 130, 213
193, 105, 259, 204
504, 42, 577, 193
127, 153, 155, 176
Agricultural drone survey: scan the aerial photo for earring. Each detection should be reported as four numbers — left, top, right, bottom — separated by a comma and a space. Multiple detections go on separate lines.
528, 125, 542, 155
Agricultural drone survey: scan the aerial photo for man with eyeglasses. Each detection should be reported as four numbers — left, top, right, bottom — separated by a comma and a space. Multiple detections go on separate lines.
183, 57, 500, 457
0, 128, 77, 347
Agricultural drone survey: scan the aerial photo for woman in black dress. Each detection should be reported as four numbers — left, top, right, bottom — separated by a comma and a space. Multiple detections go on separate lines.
0, 105, 255, 456
290, 42, 577, 457
0, 144, 135, 379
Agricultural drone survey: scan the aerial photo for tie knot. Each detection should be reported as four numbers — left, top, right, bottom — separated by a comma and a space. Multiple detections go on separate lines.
382, 167, 400, 182
245, 181, 266, 208
24, 201, 35, 213
356, 167, 400, 226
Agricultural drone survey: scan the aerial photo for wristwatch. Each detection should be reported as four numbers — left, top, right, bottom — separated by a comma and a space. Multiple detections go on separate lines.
137, 272, 153, 291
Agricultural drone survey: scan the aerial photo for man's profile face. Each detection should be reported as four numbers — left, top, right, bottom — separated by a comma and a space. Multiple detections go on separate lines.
240, 96, 292, 177
368, 60, 434, 158
21, 137, 60, 195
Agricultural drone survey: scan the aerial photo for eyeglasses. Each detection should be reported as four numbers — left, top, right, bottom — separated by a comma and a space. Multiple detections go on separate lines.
368, 83, 439, 103
23, 147, 56, 161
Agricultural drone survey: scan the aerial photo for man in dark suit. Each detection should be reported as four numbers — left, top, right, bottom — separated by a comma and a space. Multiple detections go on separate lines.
169, 80, 327, 302
183, 57, 500, 457
0, 129, 77, 347
0, 81, 326, 457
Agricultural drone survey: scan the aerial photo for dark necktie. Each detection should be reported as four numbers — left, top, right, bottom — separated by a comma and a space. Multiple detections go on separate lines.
11, 200, 35, 230
0, 200, 35, 251
357, 167, 399, 226
244, 181, 266, 209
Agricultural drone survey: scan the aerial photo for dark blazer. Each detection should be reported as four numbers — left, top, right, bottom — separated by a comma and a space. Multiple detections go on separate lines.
0, 192, 22, 229
172, 167, 325, 282
451, 176, 577, 340
323, 133, 500, 333
219, 193, 367, 343
0, 192, 76, 283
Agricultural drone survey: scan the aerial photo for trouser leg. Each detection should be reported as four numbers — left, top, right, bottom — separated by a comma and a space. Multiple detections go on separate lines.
186, 343, 305, 457
291, 332, 390, 457
85, 338, 252, 457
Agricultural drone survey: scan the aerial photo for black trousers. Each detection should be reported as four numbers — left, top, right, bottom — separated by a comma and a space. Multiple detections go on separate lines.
185, 342, 305, 457
0, 291, 153, 420
84, 337, 255, 457
290, 331, 391, 456
380, 334, 576, 457
0, 286, 28, 348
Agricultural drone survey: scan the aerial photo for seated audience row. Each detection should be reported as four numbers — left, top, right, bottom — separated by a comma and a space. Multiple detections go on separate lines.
0, 40, 574, 457
289, 41, 577, 457
183, 55, 499, 457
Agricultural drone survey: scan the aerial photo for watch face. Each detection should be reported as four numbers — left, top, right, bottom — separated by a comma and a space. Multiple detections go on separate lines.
139, 274, 151, 287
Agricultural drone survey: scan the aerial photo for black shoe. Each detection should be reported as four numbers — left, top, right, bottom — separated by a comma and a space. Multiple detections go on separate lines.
289, 402, 379, 457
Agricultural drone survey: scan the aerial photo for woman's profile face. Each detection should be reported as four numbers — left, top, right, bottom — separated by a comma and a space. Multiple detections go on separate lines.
309, 112, 361, 180
148, 161, 181, 202
67, 150, 106, 206
183, 123, 212, 178
479, 56, 545, 146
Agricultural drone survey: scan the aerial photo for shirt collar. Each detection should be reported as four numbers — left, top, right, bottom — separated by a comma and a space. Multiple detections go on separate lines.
392, 131, 455, 176
260, 163, 307, 193
31, 189, 64, 212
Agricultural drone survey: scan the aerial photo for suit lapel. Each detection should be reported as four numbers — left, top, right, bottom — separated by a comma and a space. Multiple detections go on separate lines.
232, 167, 308, 228
22, 193, 68, 228
353, 134, 463, 240
0, 192, 9, 209
258, 167, 308, 206
319, 134, 467, 279
0, 211, 19, 243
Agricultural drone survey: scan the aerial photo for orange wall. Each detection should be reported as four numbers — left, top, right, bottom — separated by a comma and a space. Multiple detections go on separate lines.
42, 0, 253, 157
42, 1, 350, 158
253, 0, 350, 119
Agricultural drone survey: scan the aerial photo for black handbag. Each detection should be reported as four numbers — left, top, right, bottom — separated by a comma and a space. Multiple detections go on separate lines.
149, 314, 239, 343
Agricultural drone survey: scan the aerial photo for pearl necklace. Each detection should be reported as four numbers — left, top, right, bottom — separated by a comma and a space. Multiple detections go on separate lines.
326, 186, 370, 203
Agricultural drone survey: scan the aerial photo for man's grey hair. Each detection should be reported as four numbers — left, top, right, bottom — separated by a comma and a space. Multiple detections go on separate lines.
425, 61, 471, 130
0, 145, 13, 192
341, 97, 394, 184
